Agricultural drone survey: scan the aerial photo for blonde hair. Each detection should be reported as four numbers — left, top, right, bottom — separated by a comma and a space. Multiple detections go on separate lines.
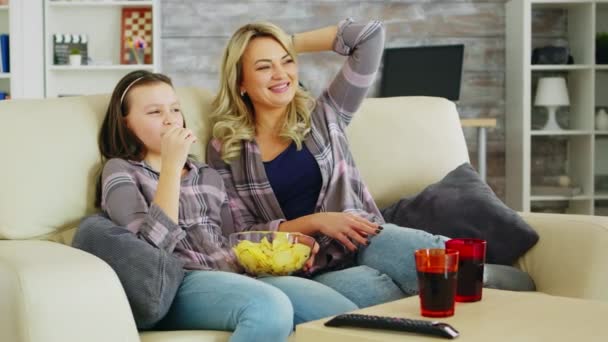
211, 22, 316, 162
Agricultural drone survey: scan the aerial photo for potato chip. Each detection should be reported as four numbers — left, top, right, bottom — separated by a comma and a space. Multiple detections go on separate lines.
232, 233, 313, 276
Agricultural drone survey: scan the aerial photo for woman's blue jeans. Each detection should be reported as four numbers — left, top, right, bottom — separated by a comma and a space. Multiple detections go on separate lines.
313, 223, 447, 307
155, 270, 358, 342
312, 223, 536, 308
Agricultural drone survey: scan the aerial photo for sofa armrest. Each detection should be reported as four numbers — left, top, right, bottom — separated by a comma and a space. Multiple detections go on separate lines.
0, 240, 140, 342
516, 212, 608, 301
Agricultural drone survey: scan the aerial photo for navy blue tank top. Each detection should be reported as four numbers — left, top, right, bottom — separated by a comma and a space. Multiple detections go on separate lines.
263, 142, 322, 220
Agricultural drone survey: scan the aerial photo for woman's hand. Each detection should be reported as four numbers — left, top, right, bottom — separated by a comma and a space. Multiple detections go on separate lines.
160, 126, 197, 170
303, 240, 320, 272
310, 212, 381, 251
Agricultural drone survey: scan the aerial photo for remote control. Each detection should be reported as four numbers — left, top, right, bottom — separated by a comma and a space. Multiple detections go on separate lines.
324, 313, 459, 339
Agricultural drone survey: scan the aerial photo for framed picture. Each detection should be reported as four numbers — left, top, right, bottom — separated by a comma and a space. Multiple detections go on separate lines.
120, 7, 153, 65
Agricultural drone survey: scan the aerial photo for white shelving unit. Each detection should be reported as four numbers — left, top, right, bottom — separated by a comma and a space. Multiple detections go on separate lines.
506, 0, 608, 215
0, 3, 11, 98
44, 0, 160, 97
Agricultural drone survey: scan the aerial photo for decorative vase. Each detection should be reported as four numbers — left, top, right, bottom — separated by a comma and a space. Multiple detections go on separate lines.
596, 108, 608, 130
128, 48, 145, 64
69, 54, 82, 66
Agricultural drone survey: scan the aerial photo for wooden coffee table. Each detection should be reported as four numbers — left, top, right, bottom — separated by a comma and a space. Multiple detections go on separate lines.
295, 289, 608, 341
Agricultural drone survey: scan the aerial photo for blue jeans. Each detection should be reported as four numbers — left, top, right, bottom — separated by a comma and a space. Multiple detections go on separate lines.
156, 270, 357, 342
313, 224, 537, 308
313, 223, 447, 307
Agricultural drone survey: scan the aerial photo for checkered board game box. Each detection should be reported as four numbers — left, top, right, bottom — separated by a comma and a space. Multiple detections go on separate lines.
120, 7, 153, 64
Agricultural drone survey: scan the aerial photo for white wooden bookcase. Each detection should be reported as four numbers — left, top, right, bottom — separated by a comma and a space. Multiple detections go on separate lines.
44, 0, 161, 97
0, 0, 44, 99
506, 0, 608, 215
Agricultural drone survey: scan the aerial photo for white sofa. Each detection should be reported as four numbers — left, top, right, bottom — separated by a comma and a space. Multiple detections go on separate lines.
1, 89, 607, 342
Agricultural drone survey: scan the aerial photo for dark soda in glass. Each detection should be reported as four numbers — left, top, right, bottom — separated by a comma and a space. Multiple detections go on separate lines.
414, 249, 459, 317
445, 238, 486, 302
417, 268, 458, 317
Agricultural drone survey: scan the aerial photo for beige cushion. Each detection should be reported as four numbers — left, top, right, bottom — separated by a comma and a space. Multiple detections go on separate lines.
348, 96, 469, 209
517, 212, 608, 301
0, 241, 140, 342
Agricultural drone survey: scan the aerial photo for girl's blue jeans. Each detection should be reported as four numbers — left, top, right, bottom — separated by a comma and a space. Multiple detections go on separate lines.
155, 270, 357, 342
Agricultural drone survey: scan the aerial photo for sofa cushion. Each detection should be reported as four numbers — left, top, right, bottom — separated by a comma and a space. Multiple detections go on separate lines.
347, 96, 469, 209
72, 214, 185, 329
381, 163, 540, 265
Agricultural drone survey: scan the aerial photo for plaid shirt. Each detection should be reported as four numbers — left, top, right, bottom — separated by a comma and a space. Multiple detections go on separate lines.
101, 158, 240, 272
207, 19, 386, 274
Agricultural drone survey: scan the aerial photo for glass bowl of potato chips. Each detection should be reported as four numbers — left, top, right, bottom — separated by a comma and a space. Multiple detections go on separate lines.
229, 231, 315, 276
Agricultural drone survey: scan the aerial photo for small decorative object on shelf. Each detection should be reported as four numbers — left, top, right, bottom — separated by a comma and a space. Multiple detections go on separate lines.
53, 33, 88, 66
534, 77, 570, 131
69, 47, 81, 66
127, 36, 146, 64
530, 200, 568, 214
121, 7, 153, 65
532, 46, 573, 65
597, 32, 608, 65
0, 0, 8, 5
596, 108, 608, 131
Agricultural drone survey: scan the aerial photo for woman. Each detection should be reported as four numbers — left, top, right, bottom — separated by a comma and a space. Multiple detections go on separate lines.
207, 18, 450, 308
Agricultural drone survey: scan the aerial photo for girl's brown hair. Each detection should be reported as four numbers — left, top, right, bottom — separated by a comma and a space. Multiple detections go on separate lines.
98, 70, 175, 162
95, 70, 178, 207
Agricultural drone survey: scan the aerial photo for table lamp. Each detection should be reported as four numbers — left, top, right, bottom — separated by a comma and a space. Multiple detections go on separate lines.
534, 77, 570, 130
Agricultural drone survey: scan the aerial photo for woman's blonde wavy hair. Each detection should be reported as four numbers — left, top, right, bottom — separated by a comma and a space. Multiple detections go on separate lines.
210, 22, 316, 162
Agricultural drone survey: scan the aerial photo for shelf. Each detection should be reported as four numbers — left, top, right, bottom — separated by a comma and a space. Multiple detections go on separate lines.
595, 131, 608, 135
531, 130, 592, 136
0, 5, 8, 11
594, 193, 608, 200
531, 65, 592, 71
48, 1, 153, 7
0, 73, 10, 79
531, 195, 592, 201
532, 2, 593, 9
49, 64, 154, 71
597, 65, 608, 70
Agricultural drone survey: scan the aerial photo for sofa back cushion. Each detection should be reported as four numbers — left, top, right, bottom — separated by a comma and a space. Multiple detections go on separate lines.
347, 96, 469, 209
0, 88, 213, 239
0, 90, 467, 239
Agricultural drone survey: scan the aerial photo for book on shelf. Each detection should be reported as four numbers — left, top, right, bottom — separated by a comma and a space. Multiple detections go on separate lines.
531, 186, 582, 197
0, 34, 9, 73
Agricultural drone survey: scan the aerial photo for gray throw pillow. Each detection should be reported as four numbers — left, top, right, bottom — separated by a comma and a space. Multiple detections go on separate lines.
72, 214, 185, 329
381, 163, 539, 265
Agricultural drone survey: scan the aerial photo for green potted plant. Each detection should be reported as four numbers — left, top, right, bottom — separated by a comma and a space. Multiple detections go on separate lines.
69, 47, 82, 66
597, 32, 608, 64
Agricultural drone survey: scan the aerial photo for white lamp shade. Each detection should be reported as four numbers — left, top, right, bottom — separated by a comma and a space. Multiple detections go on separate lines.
534, 77, 570, 106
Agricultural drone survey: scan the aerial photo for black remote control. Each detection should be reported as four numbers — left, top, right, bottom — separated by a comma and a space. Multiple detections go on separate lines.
324, 313, 459, 339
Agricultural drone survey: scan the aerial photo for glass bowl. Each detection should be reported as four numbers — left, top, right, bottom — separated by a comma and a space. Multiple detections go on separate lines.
229, 231, 315, 276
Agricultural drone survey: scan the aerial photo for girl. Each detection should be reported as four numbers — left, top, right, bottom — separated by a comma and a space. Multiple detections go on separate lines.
94, 70, 357, 341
